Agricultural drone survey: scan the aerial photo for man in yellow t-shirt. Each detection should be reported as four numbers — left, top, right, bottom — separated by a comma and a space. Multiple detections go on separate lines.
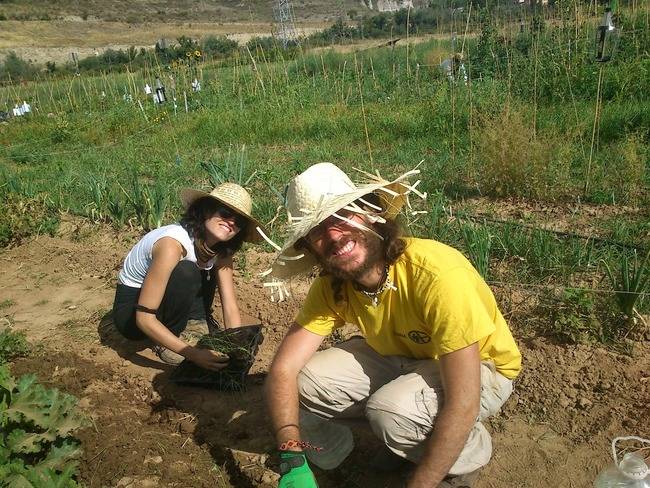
264, 163, 522, 488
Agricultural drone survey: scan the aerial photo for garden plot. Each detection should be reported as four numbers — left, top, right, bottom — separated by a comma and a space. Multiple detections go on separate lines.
0, 215, 647, 487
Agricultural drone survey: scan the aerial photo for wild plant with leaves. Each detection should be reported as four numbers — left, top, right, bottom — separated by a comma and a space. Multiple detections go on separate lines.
0, 366, 88, 486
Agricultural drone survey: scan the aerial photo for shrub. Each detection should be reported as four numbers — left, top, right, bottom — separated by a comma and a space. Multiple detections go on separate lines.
0, 52, 38, 82
0, 193, 59, 248
202, 35, 238, 58
77, 48, 130, 71
473, 108, 573, 200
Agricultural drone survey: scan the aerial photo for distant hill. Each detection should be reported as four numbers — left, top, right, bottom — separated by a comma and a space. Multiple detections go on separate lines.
0, 0, 368, 64
0, 0, 363, 23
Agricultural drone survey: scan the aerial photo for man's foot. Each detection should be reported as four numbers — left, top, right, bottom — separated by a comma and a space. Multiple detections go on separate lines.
439, 468, 482, 488
151, 345, 184, 365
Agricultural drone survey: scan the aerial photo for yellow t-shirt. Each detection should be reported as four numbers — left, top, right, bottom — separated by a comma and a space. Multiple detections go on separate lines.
295, 237, 522, 379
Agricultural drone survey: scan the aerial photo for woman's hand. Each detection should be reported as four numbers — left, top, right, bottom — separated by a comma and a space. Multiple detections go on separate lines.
187, 348, 230, 371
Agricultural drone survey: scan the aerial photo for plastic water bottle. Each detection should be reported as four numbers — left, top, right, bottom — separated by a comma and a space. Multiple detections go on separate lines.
299, 410, 354, 470
595, 436, 650, 488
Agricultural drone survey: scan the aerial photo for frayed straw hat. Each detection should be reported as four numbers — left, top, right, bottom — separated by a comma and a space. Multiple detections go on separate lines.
260, 162, 427, 301
181, 182, 265, 243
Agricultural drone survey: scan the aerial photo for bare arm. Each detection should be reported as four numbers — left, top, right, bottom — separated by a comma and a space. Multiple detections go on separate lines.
265, 323, 325, 450
136, 237, 227, 371
407, 342, 481, 488
214, 256, 242, 328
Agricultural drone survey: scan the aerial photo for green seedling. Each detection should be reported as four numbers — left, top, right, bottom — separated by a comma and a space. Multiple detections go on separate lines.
170, 325, 263, 391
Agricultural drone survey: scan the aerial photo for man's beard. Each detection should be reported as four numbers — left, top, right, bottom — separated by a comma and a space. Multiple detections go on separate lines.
318, 229, 384, 282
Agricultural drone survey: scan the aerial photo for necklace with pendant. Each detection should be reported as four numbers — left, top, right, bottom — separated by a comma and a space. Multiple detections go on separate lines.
358, 265, 394, 307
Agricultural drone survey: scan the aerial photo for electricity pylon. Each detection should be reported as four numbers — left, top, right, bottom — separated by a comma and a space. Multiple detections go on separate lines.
273, 0, 299, 48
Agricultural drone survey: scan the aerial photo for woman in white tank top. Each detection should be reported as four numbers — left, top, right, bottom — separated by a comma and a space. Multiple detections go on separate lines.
112, 183, 264, 370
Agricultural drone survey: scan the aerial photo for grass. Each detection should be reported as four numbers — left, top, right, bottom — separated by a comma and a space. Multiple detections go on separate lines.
0, 4, 648, 347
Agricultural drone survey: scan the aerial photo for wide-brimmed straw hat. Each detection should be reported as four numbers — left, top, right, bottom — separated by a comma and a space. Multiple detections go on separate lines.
260, 162, 426, 299
180, 182, 264, 242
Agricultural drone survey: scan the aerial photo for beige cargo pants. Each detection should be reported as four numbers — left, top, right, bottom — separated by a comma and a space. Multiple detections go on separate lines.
298, 337, 514, 475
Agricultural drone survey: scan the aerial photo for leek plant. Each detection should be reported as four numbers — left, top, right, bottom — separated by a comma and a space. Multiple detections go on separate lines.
602, 250, 650, 322
200, 144, 256, 187
84, 174, 107, 222
144, 181, 168, 230
106, 188, 127, 227
460, 221, 492, 279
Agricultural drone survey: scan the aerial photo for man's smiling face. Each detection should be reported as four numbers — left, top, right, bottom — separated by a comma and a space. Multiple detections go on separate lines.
306, 210, 383, 281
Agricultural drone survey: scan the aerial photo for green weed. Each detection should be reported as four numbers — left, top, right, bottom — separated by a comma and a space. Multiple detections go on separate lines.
473, 108, 573, 200
0, 329, 29, 364
542, 288, 605, 344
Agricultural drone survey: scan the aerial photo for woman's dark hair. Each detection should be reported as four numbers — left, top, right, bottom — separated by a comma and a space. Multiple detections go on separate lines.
180, 196, 247, 258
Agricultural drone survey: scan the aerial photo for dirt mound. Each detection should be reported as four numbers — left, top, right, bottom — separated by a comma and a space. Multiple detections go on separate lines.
1, 218, 648, 487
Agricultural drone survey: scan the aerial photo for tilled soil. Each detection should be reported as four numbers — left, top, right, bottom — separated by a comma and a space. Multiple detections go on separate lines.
1, 216, 648, 488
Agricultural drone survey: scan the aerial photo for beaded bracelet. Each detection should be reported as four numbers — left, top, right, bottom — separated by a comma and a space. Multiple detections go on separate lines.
279, 439, 323, 452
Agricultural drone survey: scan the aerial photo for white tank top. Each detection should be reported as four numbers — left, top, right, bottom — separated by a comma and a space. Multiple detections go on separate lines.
118, 224, 214, 288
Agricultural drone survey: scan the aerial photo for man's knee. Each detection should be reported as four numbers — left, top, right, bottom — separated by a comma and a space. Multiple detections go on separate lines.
298, 368, 340, 418
298, 363, 365, 419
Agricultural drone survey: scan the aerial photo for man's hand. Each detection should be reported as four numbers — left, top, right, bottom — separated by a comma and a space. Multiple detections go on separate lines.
278, 452, 318, 488
186, 348, 229, 371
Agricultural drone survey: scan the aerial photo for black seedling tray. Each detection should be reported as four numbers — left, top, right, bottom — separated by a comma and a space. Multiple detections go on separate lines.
169, 324, 264, 391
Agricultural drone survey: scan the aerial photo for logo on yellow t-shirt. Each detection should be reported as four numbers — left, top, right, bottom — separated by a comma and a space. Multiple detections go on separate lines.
408, 330, 431, 344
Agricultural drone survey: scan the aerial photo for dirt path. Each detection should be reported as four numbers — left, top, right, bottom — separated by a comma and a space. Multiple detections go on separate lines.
1, 216, 648, 487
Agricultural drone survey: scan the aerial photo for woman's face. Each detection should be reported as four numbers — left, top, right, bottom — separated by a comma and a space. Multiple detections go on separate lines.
204, 206, 246, 244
